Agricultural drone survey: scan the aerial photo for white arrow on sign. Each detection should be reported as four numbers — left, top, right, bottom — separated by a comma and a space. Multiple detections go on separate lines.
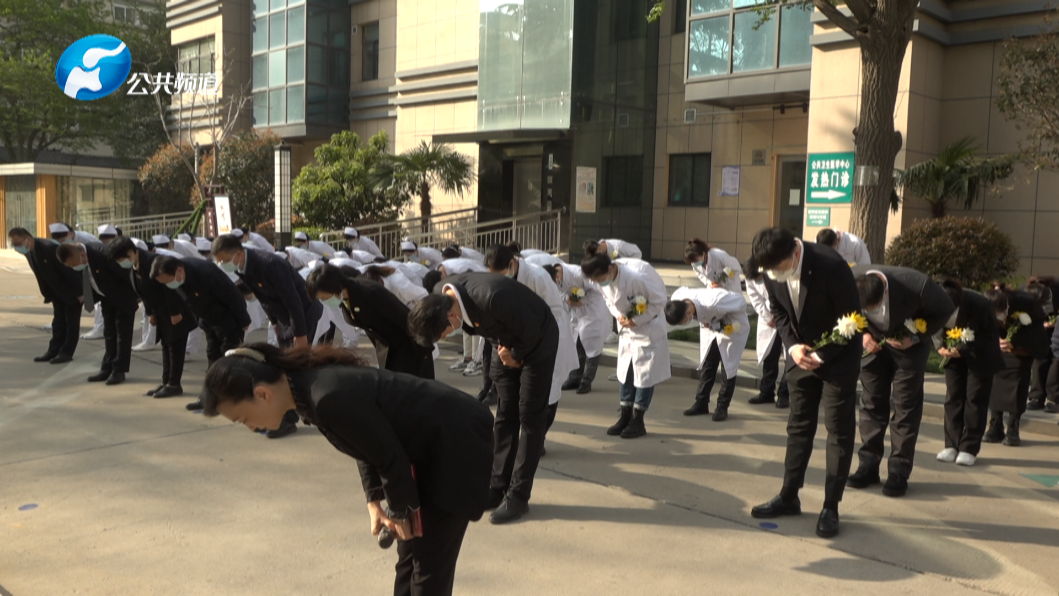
810, 189, 847, 200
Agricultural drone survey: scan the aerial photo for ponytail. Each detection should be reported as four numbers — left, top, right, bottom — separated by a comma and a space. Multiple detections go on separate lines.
684, 238, 709, 265
362, 265, 397, 284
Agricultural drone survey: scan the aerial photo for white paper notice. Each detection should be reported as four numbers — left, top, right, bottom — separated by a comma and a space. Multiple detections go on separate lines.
789, 189, 801, 206
719, 166, 740, 196
575, 167, 597, 213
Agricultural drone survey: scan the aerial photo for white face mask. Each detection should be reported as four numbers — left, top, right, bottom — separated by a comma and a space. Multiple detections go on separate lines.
767, 267, 795, 283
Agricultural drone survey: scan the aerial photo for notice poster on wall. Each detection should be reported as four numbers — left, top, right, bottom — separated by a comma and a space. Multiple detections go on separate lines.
719, 166, 740, 196
214, 195, 233, 234
575, 167, 597, 213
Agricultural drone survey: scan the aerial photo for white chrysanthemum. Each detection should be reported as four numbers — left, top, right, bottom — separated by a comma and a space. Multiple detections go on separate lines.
961, 328, 975, 343
633, 295, 647, 305
904, 318, 918, 334
723, 267, 734, 277
837, 315, 859, 339
572, 287, 585, 297
1018, 312, 1032, 325
730, 321, 741, 333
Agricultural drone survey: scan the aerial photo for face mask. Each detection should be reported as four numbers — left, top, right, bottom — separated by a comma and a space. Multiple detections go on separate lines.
118, 259, 134, 270
14, 245, 29, 255
322, 295, 342, 309
598, 277, 613, 287
62, 238, 75, 244
866, 304, 885, 317
505, 267, 516, 279
166, 279, 183, 290
997, 313, 1007, 323
767, 268, 794, 283
692, 260, 704, 268
218, 261, 238, 274
72, 264, 87, 272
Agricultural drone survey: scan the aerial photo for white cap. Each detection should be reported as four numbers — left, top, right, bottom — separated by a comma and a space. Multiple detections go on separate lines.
177, 233, 192, 242
97, 224, 117, 236
49, 223, 71, 234
131, 237, 149, 251
344, 227, 358, 238
195, 238, 212, 252
151, 234, 170, 245
400, 240, 416, 251
231, 228, 245, 238
294, 231, 308, 241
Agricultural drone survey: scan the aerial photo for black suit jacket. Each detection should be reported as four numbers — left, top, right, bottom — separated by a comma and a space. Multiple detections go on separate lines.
764, 241, 863, 379
237, 249, 314, 337
84, 244, 138, 312
25, 238, 80, 305
1004, 290, 1050, 360
851, 264, 955, 341
338, 277, 433, 376
291, 366, 494, 521
134, 250, 193, 324
938, 289, 1004, 376
164, 258, 250, 335
440, 272, 557, 365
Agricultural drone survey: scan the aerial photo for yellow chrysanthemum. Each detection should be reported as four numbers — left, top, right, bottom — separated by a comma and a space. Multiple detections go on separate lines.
724, 324, 734, 335
636, 302, 647, 315
850, 312, 868, 331
946, 328, 963, 340
915, 318, 927, 333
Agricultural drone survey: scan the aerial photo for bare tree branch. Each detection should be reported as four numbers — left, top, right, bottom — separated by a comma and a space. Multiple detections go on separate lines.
812, 0, 862, 38
843, 0, 875, 25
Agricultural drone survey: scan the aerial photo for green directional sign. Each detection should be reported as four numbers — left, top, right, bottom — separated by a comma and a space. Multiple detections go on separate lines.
807, 151, 854, 204
806, 207, 831, 227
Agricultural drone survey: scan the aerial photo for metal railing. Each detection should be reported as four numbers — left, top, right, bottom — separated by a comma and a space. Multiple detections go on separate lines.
320, 207, 479, 256
76, 211, 195, 240
410, 209, 564, 256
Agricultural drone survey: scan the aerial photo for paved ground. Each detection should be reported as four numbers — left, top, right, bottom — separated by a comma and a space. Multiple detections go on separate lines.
2, 251, 1059, 596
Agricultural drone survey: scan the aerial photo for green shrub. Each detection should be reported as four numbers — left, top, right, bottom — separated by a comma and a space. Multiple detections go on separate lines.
885, 217, 1019, 288
293, 226, 327, 240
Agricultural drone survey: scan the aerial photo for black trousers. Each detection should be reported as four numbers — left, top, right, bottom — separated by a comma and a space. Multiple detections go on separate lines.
781, 365, 858, 506
1027, 354, 1054, 404
47, 300, 81, 357
694, 341, 735, 406
158, 317, 189, 387
858, 341, 929, 479
393, 501, 470, 596
943, 361, 993, 455
489, 331, 558, 502
759, 337, 790, 401
100, 301, 135, 373
479, 339, 494, 395
204, 325, 244, 366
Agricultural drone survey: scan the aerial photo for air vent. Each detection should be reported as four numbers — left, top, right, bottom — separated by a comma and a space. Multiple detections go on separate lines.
617, 113, 630, 128
351, 25, 358, 34
683, 108, 697, 124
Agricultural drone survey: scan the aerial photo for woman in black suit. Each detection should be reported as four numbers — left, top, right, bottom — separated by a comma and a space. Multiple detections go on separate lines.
201, 343, 493, 596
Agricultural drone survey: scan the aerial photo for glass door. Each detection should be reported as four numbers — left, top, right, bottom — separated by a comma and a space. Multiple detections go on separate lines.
512, 158, 542, 216
776, 158, 806, 238
4, 175, 37, 247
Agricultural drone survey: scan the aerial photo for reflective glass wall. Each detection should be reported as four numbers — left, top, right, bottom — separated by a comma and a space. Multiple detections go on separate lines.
687, 0, 812, 79
56, 177, 133, 226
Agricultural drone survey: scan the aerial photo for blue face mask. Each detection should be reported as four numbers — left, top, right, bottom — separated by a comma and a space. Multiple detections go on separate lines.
322, 295, 343, 309
218, 261, 238, 274
72, 264, 87, 272
118, 259, 134, 270
692, 260, 704, 268
598, 277, 613, 287
14, 245, 30, 255
166, 279, 183, 290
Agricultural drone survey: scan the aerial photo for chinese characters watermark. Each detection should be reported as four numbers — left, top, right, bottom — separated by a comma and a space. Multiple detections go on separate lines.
126, 72, 219, 95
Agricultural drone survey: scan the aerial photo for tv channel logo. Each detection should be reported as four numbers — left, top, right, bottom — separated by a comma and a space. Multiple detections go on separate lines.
54, 34, 132, 101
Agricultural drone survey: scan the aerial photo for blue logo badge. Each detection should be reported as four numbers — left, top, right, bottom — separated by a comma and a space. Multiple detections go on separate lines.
54, 34, 132, 101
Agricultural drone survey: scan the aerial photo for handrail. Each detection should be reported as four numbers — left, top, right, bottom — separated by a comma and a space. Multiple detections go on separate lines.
75, 210, 197, 240
407, 209, 563, 255
318, 206, 479, 245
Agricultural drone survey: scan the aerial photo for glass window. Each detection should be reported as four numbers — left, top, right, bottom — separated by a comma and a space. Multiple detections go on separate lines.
330, 12, 350, 49
691, 0, 728, 15
269, 88, 286, 124
253, 92, 268, 126
307, 45, 326, 83
329, 49, 348, 87
270, 0, 285, 11
252, 55, 268, 90
253, 17, 268, 54
268, 49, 286, 87
177, 38, 215, 74
287, 6, 305, 44
287, 85, 305, 123
732, 9, 776, 72
604, 156, 644, 207
688, 16, 729, 78
307, 6, 328, 41
674, 0, 687, 34
328, 87, 348, 123
200, 39, 215, 74
287, 46, 305, 82
252, 0, 268, 18
779, 3, 812, 67
270, 13, 286, 49
307, 84, 327, 119
362, 22, 379, 81
668, 154, 711, 206
733, 0, 767, 7
612, 0, 646, 42
288, 0, 304, 6
113, 5, 135, 23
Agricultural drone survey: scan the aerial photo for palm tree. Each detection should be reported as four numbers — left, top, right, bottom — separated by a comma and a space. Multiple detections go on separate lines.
371, 141, 476, 231
895, 137, 1014, 218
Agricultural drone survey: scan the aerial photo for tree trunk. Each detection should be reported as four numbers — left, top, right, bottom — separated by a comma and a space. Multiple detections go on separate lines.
847, 3, 918, 264
419, 183, 432, 234
930, 199, 946, 218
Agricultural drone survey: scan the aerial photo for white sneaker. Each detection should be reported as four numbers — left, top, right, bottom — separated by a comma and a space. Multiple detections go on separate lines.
132, 341, 159, 352
955, 452, 977, 466
81, 330, 105, 340
936, 447, 958, 463
605, 331, 619, 345
608, 373, 619, 382
448, 359, 470, 372
462, 361, 483, 376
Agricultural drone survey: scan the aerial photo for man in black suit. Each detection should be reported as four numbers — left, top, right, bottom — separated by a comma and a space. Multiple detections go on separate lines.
57, 242, 139, 385
748, 228, 863, 539
935, 279, 1004, 466
109, 238, 198, 398
849, 265, 954, 497
408, 272, 559, 525
7, 227, 82, 363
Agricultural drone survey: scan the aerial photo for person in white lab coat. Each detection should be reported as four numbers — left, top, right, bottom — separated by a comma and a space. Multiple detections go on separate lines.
666, 285, 750, 421
357, 263, 429, 308
581, 254, 671, 439
815, 229, 871, 266
744, 255, 790, 408
584, 238, 642, 260
343, 227, 385, 259
346, 249, 381, 265
293, 231, 339, 258
400, 239, 444, 270
230, 228, 275, 252
443, 243, 484, 264
684, 238, 743, 294
49, 222, 103, 248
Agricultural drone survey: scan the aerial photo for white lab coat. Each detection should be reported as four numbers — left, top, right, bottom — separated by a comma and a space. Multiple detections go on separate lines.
746, 278, 778, 364
835, 232, 871, 265
459, 246, 484, 264
247, 232, 274, 252
671, 286, 749, 380
597, 259, 671, 387
601, 239, 642, 260
440, 257, 487, 275
516, 259, 579, 405
347, 236, 384, 259
155, 248, 183, 259
347, 249, 380, 264
284, 247, 320, 269
300, 240, 338, 258
171, 239, 207, 260
691, 247, 743, 294
359, 264, 428, 307
298, 264, 361, 347
72, 231, 104, 247
520, 248, 549, 258
560, 263, 610, 358
245, 297, 269, 334
407, 247, 444, 270
385, 260, 429, 284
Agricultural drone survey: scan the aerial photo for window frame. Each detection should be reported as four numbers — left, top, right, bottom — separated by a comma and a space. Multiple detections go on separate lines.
685, 0, 811, 81
362, 21, 380, 82
668, 152, 712, 207
603, 155, 645, 208
177, 38, 216, 76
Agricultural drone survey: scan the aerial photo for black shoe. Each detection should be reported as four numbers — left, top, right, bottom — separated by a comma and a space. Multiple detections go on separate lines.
576, 381, 593, 394
1027, 399, 1045, 411
87, 370, 112, 382
1003, 414, 1022, 446
712, 404, 729, 422
816, 508, 840, 538
185, 400, 204, 411
266, 419, 298, 439
104, 371, 125, 386
776, 397, 790, 409
486, 488, 505, 511
620, 409, 647, 439
683, 400, 710, 416
607, 406, 633, 436
983, 411, 1005, 443
846, 466, 881, 489
34, 352, 57, 363
1045, 401, 1059, 414
882, 475, 908, 497
748, 393, 775, 405
750, 494, 801, 519
153, 385, 184, 398
144, 384, 165, 397
561, 378, 581, 391
489, 494, 529, 524
49, 354, 72, 364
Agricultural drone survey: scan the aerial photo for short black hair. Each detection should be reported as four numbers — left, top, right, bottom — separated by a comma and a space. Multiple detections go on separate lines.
114, 227, 123, 236
542, 263, 560, 283
1025, 281, 1053, 307
855, 273, 886, 309
150, 255, 182, 279
744, 255, 762, 281
234, 280, 254, 297
56, 243, 85, 262
580, 253, 612, 278
7, 227, 31, 239
984, 288, 1010, 313
107, 237, 137, 261
338, 265, 362, 278
582, 239, 601, 256
664, 300, 690, 325
305, 263, 347, 297
441, 246, 461, 260
940, 278, 963, 311
422, 270, 442, 292
505, 240, 522, 255
751, 227, 797, 270
407, 293, 454, 347
484, 244, 515, 271
816, 228, 838, 248
211, 234, 244, 256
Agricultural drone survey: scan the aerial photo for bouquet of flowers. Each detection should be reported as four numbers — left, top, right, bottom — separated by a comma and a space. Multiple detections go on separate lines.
811, 312, 868, 351
708, 318, 741, 336
610, 249, 620, 259
1048, 314, 1057, 327
888, 318, 927, 341
625, 295, 647, 319
940, 327, 975, 367
713, 266, 735, 286
569, 286, 586, 304
1005, 311, 1032, 341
